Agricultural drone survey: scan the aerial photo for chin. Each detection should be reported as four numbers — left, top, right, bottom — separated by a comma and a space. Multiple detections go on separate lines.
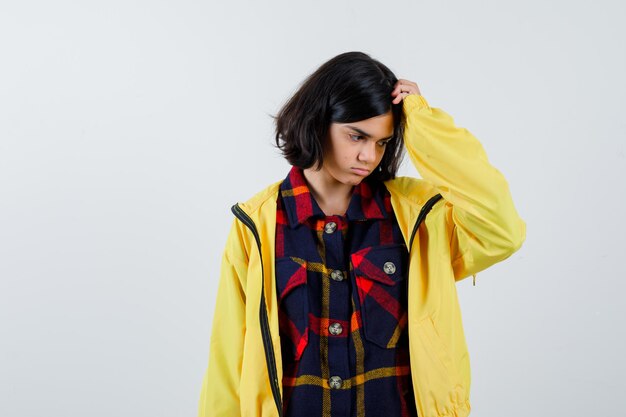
344, 175, 364, 185
330, 169, 363, 186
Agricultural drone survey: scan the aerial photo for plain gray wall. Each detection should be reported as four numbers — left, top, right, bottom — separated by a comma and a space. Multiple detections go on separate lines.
1, 0, 624, 416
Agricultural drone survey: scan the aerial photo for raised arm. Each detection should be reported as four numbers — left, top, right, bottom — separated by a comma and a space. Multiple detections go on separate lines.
394, 80, 526, 281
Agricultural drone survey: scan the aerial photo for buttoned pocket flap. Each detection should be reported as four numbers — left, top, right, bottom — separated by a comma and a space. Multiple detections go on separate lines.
351, 243, 408, 349
351, 243, 407, 285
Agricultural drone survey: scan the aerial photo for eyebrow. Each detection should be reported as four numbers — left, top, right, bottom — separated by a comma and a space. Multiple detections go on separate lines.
345, 125, 394, 141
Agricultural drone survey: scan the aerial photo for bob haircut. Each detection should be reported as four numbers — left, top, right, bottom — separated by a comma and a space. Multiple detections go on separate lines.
272, 51, 406, 183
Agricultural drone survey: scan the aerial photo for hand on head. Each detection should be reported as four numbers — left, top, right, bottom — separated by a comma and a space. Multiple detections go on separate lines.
391, 79, 421, 105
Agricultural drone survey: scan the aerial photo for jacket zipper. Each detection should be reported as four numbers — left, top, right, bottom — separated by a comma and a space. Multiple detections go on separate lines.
403, 193, 443, 416
230, 203, 283, 417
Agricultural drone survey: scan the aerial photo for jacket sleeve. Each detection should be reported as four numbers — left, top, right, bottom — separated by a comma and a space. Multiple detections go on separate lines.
402, 94, 526, 281
198, 218, 248, 416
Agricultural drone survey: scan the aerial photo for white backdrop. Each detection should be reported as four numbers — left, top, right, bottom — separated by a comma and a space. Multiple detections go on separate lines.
1, 1, 624, 416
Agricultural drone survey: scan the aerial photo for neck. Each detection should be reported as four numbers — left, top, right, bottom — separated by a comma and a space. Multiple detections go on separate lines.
302, 167, 355, 213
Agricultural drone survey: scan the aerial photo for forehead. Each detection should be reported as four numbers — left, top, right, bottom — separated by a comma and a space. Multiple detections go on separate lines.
334, 111, 394, 135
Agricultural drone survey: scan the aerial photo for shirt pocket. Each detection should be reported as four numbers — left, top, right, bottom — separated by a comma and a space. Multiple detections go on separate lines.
351, 243, 409, 349
275, 256, 309, 361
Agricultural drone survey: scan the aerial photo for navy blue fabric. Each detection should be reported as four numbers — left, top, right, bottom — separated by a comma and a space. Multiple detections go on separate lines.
275, 165, 418, 417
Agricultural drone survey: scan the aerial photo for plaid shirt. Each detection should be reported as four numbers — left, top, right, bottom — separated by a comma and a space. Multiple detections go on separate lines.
275, 165, 418, 417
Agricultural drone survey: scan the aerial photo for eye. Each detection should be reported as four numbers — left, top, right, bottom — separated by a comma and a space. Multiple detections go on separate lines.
349, 134, 364, 142
378, 139, 392, 147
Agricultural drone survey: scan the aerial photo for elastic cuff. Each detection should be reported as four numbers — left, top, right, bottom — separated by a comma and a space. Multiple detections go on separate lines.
403, 94, 431, 113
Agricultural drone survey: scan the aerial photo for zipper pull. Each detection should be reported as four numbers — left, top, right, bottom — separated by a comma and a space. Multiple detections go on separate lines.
472, 274, 477, 286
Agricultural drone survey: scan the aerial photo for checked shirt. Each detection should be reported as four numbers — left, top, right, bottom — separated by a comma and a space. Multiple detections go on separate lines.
275, 165, 419, 417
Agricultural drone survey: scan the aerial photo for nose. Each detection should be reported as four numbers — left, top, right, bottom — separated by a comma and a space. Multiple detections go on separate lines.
358, 141, 378, 164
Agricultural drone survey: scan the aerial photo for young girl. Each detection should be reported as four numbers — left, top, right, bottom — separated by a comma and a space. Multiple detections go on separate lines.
198, 51, 526, 417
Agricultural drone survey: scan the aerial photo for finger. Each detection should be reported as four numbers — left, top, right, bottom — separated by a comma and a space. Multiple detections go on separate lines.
394, 80, 420, 96
391, 91, 411, 105
392, 85, 418, 97
391, 84, 405, 95
392, 82, 418, 95
397, 79, 417, 87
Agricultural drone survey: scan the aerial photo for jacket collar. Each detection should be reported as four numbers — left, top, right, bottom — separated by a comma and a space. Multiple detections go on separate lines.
278, 165, 388, 228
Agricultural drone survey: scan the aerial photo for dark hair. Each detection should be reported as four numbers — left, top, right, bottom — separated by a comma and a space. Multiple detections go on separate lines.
271, 51, 405, 183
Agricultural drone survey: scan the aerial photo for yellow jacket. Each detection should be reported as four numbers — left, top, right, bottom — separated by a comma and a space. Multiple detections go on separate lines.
199, 94, 526, 417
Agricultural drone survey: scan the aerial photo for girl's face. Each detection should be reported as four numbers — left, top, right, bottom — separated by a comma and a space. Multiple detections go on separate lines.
321, 110, 395, 186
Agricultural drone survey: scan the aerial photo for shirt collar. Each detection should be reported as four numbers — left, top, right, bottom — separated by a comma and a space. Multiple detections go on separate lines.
279, 165, 389, 228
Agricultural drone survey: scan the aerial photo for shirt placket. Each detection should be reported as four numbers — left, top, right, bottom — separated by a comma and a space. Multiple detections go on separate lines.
320, 215, 351, 416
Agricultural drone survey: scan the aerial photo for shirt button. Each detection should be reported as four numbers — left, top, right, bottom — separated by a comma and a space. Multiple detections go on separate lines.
324, 221, 337, 234
328, 375, 343, 389
383, 261, 396, 275
330, 269, 344, 281
328, 322, 343, 335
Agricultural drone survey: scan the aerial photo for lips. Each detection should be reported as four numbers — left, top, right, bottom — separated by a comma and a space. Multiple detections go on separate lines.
351, 167, 370, 176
